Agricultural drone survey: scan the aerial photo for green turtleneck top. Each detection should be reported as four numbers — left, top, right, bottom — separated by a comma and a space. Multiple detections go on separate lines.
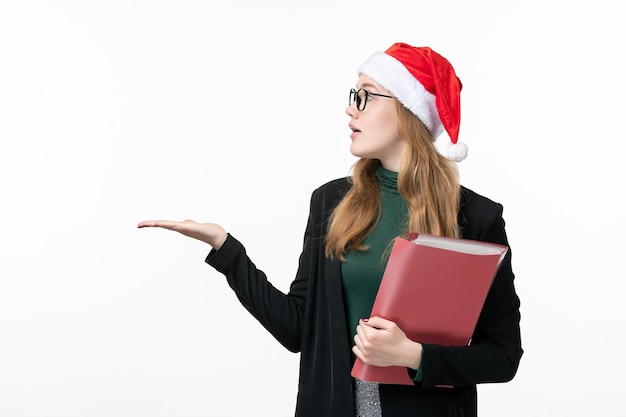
341, 166, 423, 381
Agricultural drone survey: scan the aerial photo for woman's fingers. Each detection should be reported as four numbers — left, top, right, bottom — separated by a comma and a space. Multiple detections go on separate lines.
138, 219, 183, 229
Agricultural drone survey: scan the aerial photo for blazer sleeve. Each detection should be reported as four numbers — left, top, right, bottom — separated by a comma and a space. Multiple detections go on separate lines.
204, 181, 336, 353
419, 199, 523, 389
203, 233, 303, 352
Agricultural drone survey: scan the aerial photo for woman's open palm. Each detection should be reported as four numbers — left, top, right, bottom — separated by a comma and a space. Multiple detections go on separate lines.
137, 219, 228, 249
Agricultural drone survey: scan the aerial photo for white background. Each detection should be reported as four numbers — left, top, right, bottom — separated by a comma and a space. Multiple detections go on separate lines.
1, 1, 624, 416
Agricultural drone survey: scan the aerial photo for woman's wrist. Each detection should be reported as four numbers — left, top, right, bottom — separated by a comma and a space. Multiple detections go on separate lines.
404, 341, 423, 370
209, 229, 228, 250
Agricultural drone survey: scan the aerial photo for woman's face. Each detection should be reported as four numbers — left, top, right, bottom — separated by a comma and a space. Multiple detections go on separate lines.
346, 75, 405, 171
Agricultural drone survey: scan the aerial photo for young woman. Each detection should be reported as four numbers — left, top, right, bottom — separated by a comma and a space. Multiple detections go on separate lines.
138, 42, 523, 417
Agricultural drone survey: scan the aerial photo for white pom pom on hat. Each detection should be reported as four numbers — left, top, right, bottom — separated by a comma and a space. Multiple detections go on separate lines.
357, 42, 468, 162
447, 142, 468, 163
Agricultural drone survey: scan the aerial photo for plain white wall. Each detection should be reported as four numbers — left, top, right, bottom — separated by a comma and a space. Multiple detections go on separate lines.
1, 0, 624, 416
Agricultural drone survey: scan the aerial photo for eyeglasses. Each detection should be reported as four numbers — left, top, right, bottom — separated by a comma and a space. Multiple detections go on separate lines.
349, 88, 393, 111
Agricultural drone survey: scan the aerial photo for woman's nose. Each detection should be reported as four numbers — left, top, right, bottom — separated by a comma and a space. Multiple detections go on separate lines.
346, 102, 358, 117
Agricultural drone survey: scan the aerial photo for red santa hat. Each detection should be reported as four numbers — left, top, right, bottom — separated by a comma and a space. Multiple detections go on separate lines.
357, 42, 468, 162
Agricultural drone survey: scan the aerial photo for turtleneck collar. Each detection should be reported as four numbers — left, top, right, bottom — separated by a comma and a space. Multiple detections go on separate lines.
377, 165, 399, 194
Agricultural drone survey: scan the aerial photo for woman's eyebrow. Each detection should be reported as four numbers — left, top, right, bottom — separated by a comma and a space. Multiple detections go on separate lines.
357, 82, 382, 91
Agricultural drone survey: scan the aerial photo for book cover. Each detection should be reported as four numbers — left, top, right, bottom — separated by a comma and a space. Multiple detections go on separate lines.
350, 233, 509, 385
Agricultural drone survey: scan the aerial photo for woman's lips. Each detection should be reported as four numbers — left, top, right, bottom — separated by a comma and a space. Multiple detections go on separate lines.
349, 125, 361, 139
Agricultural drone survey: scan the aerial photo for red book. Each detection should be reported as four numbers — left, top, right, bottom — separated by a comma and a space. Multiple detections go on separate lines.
351, 233, 509, 385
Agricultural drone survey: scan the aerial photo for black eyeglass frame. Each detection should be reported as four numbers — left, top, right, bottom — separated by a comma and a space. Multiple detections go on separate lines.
349, 88, 394, 111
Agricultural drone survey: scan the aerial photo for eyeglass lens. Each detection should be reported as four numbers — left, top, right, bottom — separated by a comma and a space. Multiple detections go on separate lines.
349, 88, 368, 111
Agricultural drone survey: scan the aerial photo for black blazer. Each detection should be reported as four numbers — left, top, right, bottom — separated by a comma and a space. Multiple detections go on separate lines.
207, 177, 522, 417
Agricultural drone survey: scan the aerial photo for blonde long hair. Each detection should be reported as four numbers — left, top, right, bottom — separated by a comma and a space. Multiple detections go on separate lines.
324, 100, 461, 261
